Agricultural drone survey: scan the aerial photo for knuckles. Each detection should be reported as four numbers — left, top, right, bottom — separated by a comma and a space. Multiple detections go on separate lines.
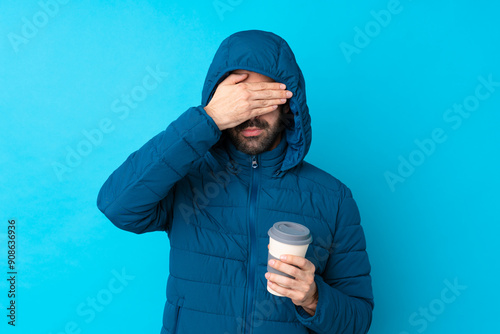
240, 90, 251, 100
240, 100, 250, 109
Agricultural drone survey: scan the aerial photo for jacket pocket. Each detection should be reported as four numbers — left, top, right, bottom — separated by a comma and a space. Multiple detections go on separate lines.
172, 297, 184, 334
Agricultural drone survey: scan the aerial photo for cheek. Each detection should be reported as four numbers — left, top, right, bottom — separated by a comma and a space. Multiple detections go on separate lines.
262, 110, 281, 126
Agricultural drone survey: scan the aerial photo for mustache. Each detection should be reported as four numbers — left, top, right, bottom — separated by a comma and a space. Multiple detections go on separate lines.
236, 118, 269, 131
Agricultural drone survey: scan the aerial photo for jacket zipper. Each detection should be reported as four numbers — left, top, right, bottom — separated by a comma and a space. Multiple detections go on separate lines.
243, 155, 259, 334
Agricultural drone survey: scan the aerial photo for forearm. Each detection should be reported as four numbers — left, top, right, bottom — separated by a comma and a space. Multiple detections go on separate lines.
97, 105, 221, 233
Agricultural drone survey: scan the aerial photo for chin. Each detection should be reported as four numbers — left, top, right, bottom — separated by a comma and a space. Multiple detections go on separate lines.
227, 128, 277, 155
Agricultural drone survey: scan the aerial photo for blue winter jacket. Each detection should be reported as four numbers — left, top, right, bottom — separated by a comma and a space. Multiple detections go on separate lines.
97, 30, 373, 334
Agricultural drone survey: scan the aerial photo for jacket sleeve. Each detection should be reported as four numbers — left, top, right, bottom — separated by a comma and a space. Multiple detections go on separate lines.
294, 185, 374, 333
96, 105, 222, 234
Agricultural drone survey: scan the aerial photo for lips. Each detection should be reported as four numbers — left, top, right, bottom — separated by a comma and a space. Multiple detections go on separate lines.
241, 127, 263, 137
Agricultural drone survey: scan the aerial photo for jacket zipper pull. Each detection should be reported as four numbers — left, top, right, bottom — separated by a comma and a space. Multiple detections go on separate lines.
251, 156, 258, 168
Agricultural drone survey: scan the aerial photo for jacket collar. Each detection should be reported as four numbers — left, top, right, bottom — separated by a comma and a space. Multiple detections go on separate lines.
210, 133, 288, 179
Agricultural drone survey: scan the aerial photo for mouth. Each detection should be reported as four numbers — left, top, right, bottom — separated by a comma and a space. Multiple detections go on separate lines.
241, 127, 263, 137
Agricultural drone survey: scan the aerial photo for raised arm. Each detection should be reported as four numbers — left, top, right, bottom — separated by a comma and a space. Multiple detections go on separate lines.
97, 72, 291, 234
96, 105, 222, 234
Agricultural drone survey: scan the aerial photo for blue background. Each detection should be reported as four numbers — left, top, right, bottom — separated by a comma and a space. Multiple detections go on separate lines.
1, 0, 499, 333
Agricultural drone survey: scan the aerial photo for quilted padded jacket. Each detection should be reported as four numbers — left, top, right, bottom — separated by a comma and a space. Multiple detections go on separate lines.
97, 30, 374, 334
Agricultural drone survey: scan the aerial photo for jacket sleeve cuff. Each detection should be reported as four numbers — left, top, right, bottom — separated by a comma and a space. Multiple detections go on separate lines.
198, 105, 222, 136
294, 274, 373, 333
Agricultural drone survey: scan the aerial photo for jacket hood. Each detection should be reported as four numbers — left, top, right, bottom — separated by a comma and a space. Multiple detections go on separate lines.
201, 29, 312, 172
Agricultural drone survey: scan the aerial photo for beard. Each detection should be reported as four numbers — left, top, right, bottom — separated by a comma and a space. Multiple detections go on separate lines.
225, 110, 285, 156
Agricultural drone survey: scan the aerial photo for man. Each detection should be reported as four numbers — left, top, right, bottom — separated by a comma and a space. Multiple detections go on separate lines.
97, 30, 373, 334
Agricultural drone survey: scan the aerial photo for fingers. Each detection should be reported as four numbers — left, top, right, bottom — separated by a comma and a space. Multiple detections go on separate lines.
281, 254, 315, 273
247, 85, 292, 113
255, 98, 288, 109
270, 259, 301, 279
221, 72, 249, 86
245, 81, 286, 91
250, 89, 292, 101
249, 95, 289, 116
251, 105, 279, 117
266, 272, 296, 290
244, 83, 292, 113
266, 260, 307, 294
271, 255, 315, 279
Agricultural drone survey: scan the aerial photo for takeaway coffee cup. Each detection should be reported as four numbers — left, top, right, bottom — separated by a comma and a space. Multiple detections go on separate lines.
267, 221, 313, 297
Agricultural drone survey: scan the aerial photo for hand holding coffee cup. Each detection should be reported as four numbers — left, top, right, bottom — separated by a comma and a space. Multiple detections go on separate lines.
266, 222, 314, 297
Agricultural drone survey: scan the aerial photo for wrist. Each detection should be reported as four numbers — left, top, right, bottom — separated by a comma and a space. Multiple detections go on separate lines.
302, 288, 319, 311
203, 105, 224, 131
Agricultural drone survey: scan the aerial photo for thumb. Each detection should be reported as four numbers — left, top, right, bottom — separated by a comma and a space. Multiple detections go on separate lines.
220, 72, 248, 86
